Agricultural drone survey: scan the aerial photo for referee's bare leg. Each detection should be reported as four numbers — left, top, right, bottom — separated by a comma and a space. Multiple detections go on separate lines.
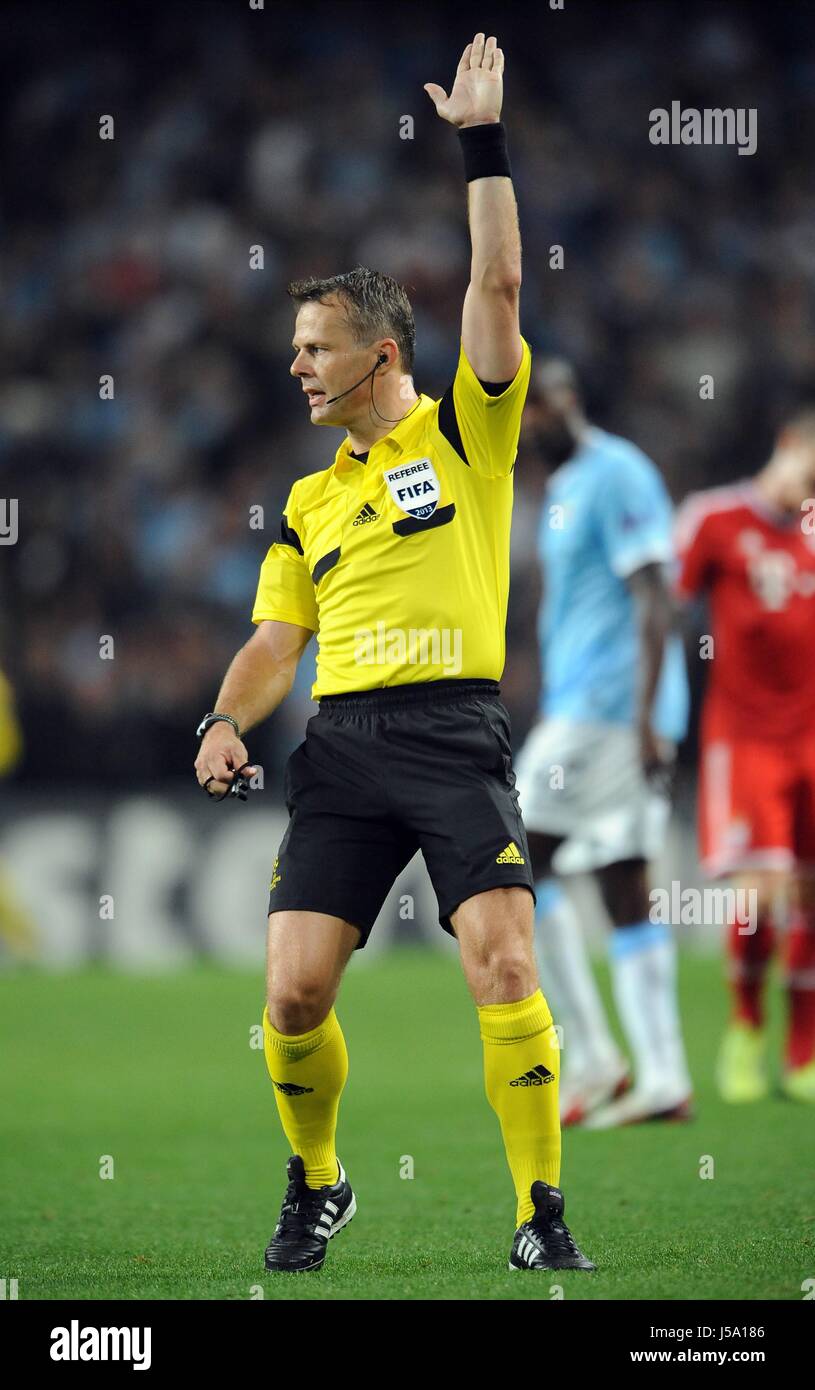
266, 911, 358, 1033
453, 886, 564, 1228
453, 885, 537, 1005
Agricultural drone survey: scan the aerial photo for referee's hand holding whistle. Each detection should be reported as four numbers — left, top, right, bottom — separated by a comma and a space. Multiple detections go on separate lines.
195, 720, 257, 800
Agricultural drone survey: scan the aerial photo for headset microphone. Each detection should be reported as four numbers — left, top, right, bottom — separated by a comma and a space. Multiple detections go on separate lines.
321, 352, 422, 427
324, 355, 388, 405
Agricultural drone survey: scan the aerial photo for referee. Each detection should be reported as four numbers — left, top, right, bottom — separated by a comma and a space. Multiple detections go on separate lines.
195, 33, 593, 1275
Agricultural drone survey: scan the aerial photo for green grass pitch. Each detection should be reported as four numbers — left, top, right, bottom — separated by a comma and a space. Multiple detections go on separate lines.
1, 949, 811, 1300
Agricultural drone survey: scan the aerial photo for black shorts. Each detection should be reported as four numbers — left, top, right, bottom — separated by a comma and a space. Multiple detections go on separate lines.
267, 679, 536, 947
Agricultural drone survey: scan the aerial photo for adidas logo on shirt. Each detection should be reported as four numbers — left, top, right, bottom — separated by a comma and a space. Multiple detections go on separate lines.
271, 1079, 314, 1096
510, 1064, 555, 1087
496, 841, 525, 864
353, 502, 379, 526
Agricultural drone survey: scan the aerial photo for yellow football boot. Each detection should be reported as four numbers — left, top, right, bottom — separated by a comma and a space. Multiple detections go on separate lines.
715, 1021, 769, 1103
781, 1058, 815, 1103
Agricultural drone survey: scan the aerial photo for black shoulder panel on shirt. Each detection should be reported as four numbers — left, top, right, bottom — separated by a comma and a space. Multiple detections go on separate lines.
392, 503, 456, 537
478, 377, 513, 395
438, 387, 469, 466
280, 514, 304, 554
438, 375, 513, 468
311, 547, 341, 584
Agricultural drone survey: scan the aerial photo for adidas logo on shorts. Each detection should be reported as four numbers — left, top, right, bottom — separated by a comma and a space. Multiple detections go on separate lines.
496, 841, 525, 864
510, 1064, 554, 1087
353, 502, 379, 526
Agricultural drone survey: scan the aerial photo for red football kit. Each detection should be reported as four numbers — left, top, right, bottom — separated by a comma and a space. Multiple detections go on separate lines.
676, 480, 815, 875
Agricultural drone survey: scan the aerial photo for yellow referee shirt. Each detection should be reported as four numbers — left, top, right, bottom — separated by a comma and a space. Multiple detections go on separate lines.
252, 336, 532, 697
0, 670, 22, 777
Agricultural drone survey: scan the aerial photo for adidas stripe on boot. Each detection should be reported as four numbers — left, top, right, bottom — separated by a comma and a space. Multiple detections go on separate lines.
265, 1154, 356, 1273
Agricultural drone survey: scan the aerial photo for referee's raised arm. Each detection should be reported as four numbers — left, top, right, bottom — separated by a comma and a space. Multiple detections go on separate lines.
424, 32, 523, 385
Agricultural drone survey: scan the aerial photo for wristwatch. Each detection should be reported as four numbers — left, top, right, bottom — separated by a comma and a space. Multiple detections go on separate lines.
196, 712, 240, 739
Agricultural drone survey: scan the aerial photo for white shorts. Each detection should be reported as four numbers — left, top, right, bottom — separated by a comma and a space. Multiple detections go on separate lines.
515, 718, 672, 875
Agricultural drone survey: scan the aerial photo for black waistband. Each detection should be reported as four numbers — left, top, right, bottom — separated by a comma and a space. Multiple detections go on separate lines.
318, 678, 500, 711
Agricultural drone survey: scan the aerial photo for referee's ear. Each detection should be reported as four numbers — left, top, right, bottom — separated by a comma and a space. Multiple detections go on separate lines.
376, 343, 396, 370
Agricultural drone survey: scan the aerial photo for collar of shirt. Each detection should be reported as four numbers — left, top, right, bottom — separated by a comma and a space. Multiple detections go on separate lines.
742, 478, 801, 530
332, 394, 434, 474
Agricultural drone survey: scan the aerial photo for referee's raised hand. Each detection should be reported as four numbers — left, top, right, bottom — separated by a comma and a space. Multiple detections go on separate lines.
195, 722, 256, 799
423, 32, 504, 129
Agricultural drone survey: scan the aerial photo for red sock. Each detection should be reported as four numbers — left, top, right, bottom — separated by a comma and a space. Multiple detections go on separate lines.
726, 914, 775, 1028
785, 909, 815, 1069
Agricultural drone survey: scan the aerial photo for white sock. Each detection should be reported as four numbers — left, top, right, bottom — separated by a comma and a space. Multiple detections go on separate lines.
609, 921, 692, 1100
535, 881, 623, 1081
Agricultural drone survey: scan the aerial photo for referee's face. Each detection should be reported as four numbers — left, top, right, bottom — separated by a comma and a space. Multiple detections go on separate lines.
290, 298, 373, 426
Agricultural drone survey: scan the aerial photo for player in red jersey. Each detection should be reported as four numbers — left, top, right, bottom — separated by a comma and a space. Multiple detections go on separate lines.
676, 408, 815, 1103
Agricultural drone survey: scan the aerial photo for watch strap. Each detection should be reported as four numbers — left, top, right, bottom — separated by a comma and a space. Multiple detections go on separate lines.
196, 712, 240, 740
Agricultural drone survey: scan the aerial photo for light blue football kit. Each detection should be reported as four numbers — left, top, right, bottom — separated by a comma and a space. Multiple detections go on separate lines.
516, 425, 694, 1119
538, 426, 688, 740
515, 426, 689, 872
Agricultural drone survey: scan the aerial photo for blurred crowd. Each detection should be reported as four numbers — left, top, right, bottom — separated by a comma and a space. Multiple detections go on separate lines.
2, 0, 814, 786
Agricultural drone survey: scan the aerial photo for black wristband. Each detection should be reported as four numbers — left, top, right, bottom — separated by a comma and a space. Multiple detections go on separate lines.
458, 121, 511, 182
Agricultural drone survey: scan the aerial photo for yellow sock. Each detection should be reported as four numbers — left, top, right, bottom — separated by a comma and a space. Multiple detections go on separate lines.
478, 989, 561, 1225
262, 1005, 348, 1189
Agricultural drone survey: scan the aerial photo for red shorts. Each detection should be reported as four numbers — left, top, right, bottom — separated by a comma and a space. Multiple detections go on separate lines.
699, 703, 815, 876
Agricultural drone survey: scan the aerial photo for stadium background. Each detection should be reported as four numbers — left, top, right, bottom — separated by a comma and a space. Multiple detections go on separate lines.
4, 0, 813, 963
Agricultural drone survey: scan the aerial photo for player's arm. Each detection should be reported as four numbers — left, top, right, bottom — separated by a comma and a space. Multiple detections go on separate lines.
597, 453, 681, 772
674, 493, 717, 602
627, 564, 677, 774
425, 33, 522, 382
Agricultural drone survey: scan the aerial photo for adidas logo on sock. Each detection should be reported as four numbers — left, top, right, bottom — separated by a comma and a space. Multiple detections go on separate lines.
510, 1064, 555, 1087
496, 841, 525, 864
353, 502, 379, 526
271, 1079, 314, 1096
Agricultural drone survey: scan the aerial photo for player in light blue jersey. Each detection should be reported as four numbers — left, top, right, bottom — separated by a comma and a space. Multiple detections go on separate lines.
515, 359, 693, 1126
539, 432, 688, 744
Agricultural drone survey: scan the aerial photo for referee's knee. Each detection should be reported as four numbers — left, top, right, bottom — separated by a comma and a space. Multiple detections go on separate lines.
461, 947, 538, 1006
266, 979, 335, 1036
